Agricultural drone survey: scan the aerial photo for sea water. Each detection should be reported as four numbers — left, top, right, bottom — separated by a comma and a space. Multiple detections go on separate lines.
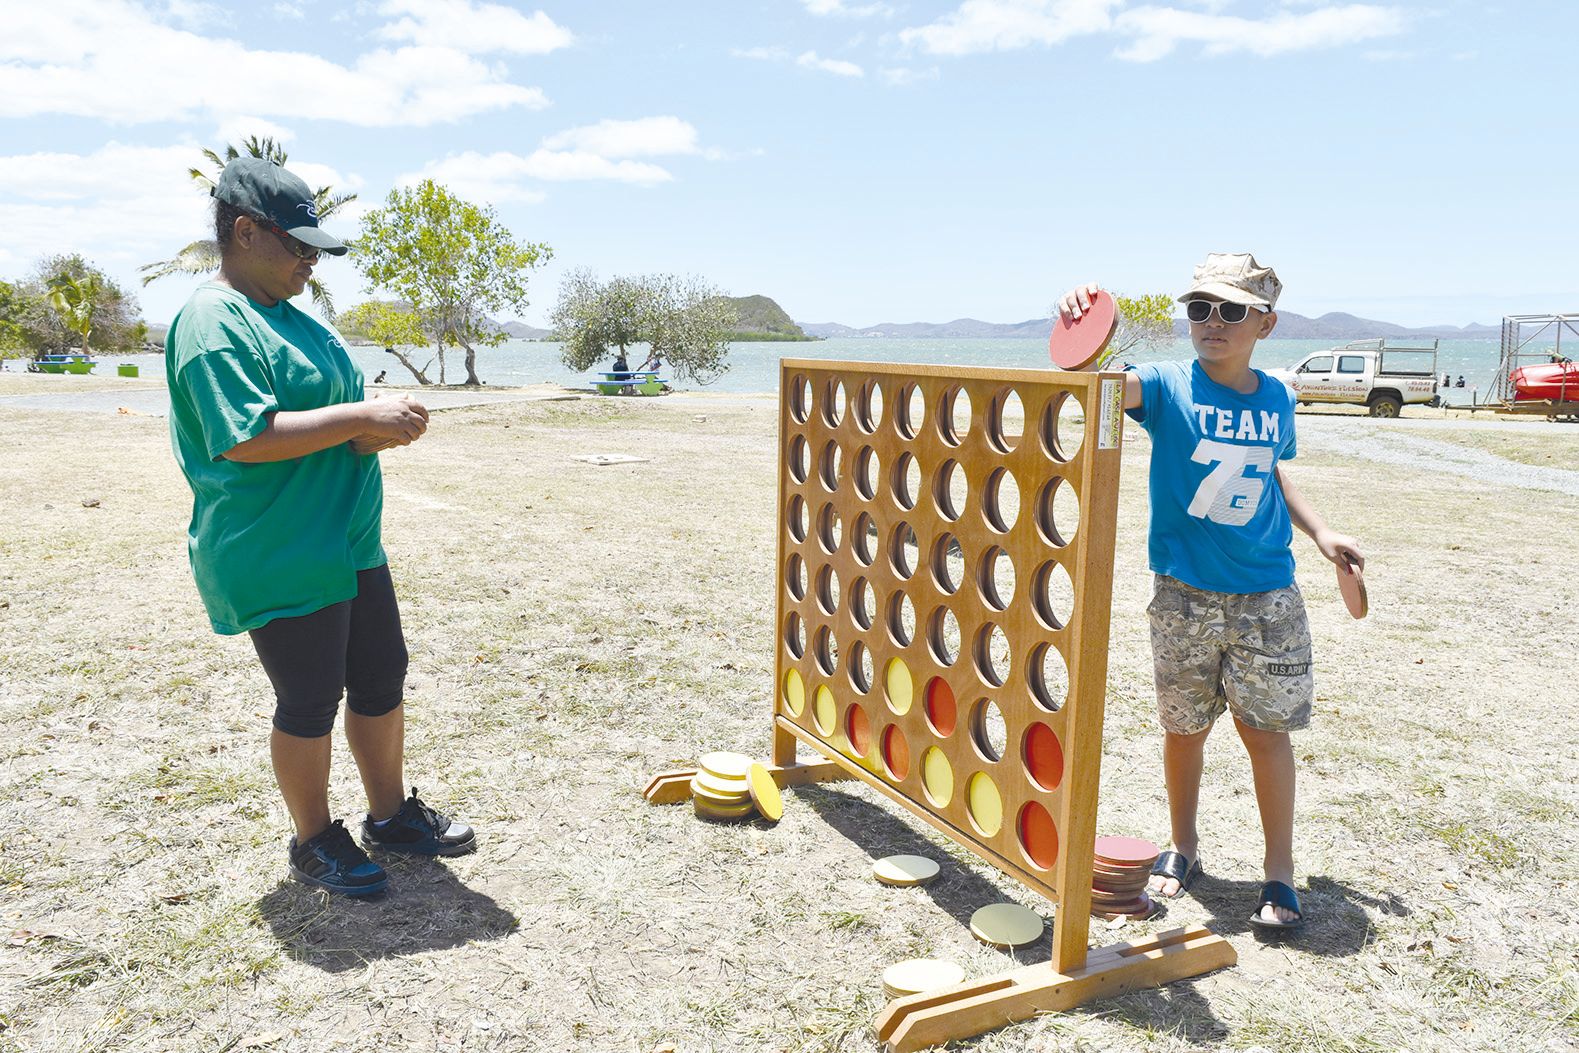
92, 336, 1507, 404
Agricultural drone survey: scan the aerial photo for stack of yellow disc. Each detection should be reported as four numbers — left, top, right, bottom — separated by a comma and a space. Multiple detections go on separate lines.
692, 752, 755, 821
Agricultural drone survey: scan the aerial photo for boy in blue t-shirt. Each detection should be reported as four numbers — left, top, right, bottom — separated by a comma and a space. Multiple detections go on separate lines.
1058, 253, 1364, 929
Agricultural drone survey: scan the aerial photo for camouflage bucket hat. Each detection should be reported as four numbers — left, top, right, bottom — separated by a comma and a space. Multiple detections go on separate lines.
1180, 252, 1281, 309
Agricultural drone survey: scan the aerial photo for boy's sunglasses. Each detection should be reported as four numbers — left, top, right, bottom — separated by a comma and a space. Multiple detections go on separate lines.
1185, 299, 1265, 324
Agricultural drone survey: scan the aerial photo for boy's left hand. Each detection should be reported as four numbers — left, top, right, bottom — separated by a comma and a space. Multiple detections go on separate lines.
1315, 529, 1364, 572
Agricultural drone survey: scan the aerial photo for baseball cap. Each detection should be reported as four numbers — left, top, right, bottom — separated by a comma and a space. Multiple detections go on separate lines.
1180, 252, 1280, 309
212, 156, 347, 256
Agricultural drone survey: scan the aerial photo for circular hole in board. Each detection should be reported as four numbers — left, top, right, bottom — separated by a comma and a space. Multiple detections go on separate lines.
1042, 391, 1085, 462
856, 379, 884, 434
931, 532, 963, 595
823, 378, 847, 428
816, 564, 841, 616
1035, 477, 1080, 548
979, 547, 1015, 611
973, 623, 1011, 688
939, 385, 971, 446
850, 576, 876, 630
924, 676, 957, 737
787, 495, 808, 543
988, 387, 1024, 453
853, 445, 880, 501
892, 452, 921, 511
814, 625, 839, 676
897, 384, 925, 440
984, 467, 1020, 533
1034, 559, 1075, 630
927, 606, 960, 667
1018, 801, 1059, 870
785, 553, 807, 601
888, 591, 917, 647
1023, 722, 1064, 791
852, 512, 878, 567
784, 612, 806, 660
969, 697, 1008, 761
882, 724, 910, 781
788, 434, 810, 484
819, 440, 843, 493
934, 460, 966, 522
848, 640, 874, 694
788, 374, 811, 424
1028, 641, 1070, 713
890, 522, 918, 579
818, 504, 844, 555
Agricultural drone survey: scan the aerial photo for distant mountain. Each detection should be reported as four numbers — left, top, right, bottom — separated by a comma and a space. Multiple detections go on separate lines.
801, 312, 1501, 341
501, 321, 553, 339
723, 294, 815, 341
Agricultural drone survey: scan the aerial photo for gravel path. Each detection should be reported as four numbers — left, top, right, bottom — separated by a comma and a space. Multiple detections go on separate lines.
1297, 415, 1579, 496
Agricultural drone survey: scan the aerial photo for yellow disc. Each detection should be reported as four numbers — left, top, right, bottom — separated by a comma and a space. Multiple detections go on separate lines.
783, 668, 805, 716
966, 772, 1003, 837
884, 658, 913, 715
969, 903, 1044, 949
872, 854, 940, 887
699, 751, 754, 779
694, 797, 754, 821
882, 958, 964, 998
691, 778, 750, 806
692, 770, 749, 796
746, 763, 783, 822
920, 747, 953, 806
813, 685, 837, 734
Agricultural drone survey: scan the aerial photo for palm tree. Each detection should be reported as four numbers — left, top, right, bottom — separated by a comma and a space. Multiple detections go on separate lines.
46, 269, 106, 357
139, 136, 356, 319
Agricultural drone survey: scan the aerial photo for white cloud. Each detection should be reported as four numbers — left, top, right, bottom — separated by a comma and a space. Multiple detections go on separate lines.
733, 45, 791, 61
0, 0, 551, 126
404, 150, 673, 204
210, 116, 297, 149
900, 0, 1121, 55
374, 0, 573, 55
802, 0, 894, 16
797, 50, 865, 76
273, 2, 304, 18
1114, 4, 1408, 61
879, 65, 941, 85
541, 117, 701, 159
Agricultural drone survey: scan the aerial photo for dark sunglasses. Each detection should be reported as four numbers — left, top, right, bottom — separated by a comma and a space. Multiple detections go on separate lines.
253, 216, 320, 262
1185, 299, 1264, 324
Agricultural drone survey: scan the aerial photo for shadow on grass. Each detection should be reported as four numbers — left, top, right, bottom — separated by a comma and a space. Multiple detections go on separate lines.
1178, 870, 1403, 955
258, 858, 517, 973
798, 784, 1059, 966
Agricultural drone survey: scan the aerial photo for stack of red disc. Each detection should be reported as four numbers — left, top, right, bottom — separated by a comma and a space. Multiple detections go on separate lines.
1090, 836, 1160, 919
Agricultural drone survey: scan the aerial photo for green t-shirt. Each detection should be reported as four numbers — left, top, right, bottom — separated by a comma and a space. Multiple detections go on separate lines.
166, 283, 384, 635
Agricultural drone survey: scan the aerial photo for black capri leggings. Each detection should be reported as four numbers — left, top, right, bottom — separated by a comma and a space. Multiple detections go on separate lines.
248, 564, 409, 738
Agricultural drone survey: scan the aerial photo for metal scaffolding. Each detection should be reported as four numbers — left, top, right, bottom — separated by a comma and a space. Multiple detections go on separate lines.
1495, 312, 1579, 404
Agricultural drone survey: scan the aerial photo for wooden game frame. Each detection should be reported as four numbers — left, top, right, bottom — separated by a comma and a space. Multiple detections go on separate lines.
645, 359, 1234, 1051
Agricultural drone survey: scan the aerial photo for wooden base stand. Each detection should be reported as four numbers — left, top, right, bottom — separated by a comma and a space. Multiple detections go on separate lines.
642, 759, 851, 805
874, 925, 1236, 1052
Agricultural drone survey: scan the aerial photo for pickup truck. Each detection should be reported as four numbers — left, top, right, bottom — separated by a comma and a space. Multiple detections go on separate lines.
1269, 339, 1440, 417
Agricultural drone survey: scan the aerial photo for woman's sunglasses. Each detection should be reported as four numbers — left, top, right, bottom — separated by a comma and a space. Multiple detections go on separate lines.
252, 216, 321, 262
1185, 299, 1265, 324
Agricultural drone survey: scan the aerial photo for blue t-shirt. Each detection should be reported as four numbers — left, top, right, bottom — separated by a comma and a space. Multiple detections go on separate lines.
1126, 360, 1298, 594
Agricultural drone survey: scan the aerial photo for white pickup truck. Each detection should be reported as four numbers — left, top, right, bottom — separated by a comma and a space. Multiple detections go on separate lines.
1269, 339, 1441, 417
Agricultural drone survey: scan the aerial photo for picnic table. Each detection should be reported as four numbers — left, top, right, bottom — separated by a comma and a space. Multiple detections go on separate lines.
594, 371, 668, 396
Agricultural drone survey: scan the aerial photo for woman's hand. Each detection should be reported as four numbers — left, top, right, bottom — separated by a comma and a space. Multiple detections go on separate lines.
360, 394, 429, 443
1056, 282, 1103, 324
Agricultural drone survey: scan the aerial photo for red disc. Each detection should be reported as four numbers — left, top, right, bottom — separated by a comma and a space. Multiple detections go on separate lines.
1019, 802, 1059, 870
1048, 290, 1118, 371
882, 724, 910, 781
1337, 558, 1368, 619
925, 677, 957, 737
1092, 835, 1160, 867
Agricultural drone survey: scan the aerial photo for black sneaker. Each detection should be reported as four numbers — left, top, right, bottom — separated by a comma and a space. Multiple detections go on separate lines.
360, 787, 477, 857
288, 819, 389, 896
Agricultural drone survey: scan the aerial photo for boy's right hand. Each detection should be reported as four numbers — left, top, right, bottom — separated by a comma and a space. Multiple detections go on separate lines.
1056, 282, 1104, 324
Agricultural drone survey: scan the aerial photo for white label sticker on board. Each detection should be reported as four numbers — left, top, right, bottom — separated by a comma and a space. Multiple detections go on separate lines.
1098, 378, 1123, 449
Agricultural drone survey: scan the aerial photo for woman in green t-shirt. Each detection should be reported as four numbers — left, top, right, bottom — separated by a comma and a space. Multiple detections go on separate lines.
167, 157, 476, 896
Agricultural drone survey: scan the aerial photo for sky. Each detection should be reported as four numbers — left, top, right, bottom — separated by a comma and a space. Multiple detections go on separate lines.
1, 0, 1574, 330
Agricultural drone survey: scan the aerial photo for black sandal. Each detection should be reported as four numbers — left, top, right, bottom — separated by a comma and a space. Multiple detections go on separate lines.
1148, 850, 1202, 898
1249, 880, 1305, 930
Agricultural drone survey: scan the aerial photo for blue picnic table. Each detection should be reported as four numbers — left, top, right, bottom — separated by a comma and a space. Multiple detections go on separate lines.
594, 371, 669, 396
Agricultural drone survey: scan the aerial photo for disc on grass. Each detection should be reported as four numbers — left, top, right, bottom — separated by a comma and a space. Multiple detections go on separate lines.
882, 958, 965, 998
969, 903, 1044, 949
694, 797, 754, 821
1092, 836, 1160, 867
746, 763, 783, 822
873, 855, 941, 888
692, 769, 748, 795
690, 781, 750, 807
699, 751, 754, 779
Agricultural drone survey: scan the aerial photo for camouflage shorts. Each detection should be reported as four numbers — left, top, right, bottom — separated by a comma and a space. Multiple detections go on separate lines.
1147, 574, 1314, 735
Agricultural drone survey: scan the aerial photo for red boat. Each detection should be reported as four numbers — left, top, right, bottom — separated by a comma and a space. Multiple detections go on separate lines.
1511, 360, 1579, 402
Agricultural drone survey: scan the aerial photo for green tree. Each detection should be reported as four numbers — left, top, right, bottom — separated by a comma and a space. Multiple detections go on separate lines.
0, 280, 36, 358
139, 136, 357, 319
13, 256, 140, 359
340, 300, 434, 385
552, 271, 738, 385
354, 180, 551, 387
1105, 293, 1176, 366
46, 269, 107, 358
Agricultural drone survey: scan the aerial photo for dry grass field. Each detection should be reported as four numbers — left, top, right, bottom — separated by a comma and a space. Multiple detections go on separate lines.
1, 383, 1576, 1053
